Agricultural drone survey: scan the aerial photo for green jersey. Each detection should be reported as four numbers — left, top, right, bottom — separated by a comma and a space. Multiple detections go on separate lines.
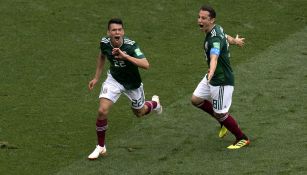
204, 24, 234, 86
100, 36, 145, 90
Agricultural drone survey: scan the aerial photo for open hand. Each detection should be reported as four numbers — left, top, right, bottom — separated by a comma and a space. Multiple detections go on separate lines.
234, 34, 245, 47
88, 78, 98, 91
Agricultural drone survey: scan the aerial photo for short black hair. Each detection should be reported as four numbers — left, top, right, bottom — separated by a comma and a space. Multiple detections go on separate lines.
200, 5, 216, 19
108, 18, 123, 29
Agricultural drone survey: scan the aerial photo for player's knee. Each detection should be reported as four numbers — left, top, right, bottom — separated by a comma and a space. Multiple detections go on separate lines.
98, 107, 109, 118
191, 96, 200, 107
191, 100, 197, 107
191, 96, 197, 106
213, 112, 226, 120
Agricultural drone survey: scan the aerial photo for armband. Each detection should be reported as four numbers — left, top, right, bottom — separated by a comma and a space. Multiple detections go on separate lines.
210, 48, 220, 56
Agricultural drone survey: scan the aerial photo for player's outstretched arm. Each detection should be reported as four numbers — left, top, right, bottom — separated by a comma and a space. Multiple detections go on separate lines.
88, 52, 106, 91
226, 34, 245, 47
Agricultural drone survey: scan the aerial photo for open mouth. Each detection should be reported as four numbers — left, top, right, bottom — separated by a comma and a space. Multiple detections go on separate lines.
114, 36, 120, 40
199, 24, 204, 28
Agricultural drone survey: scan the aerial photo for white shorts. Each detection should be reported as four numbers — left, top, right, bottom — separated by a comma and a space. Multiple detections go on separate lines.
99, 73, 145, 109
193, 74, 234, 114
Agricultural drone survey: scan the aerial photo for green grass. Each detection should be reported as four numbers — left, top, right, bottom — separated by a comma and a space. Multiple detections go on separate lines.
1, 0, 307, 174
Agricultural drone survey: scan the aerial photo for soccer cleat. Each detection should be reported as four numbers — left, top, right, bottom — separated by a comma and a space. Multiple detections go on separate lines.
88, 145, 107, 160
218, 125, 228, 138
152, 95, 162, 115
227, 139, 250, 149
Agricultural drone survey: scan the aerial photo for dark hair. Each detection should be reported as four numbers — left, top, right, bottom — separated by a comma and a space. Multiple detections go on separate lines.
200, 5, 216, 18
108, 18, 123, 29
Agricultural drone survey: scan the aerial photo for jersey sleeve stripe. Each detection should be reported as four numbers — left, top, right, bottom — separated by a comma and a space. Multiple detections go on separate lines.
101, 37, 110, 43
124, 38, 135, 45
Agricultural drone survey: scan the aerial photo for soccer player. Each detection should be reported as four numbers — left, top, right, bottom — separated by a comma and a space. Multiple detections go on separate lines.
191, 5, 250, 149
87, 18, 162, 160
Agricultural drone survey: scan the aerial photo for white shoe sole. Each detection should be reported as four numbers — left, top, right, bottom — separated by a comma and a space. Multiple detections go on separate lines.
88, 151, 107, 160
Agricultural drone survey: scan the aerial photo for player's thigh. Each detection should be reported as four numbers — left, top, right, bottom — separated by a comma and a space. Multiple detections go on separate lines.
210, 85, 234, 113
124, 83, 145, 110
192, 75, 211, 101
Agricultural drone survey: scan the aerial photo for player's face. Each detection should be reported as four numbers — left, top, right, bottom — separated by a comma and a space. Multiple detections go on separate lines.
198, 10, 215, 33
108, 23, 124, 47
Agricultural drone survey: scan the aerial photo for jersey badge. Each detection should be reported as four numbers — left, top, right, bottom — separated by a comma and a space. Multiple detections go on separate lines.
134, 48, 143, 56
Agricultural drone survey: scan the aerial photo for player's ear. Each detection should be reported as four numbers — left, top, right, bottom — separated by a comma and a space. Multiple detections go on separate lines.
107, 30, 110, 36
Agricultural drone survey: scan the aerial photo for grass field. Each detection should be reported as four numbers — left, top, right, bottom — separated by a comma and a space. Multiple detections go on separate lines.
1, 0, 307, 174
